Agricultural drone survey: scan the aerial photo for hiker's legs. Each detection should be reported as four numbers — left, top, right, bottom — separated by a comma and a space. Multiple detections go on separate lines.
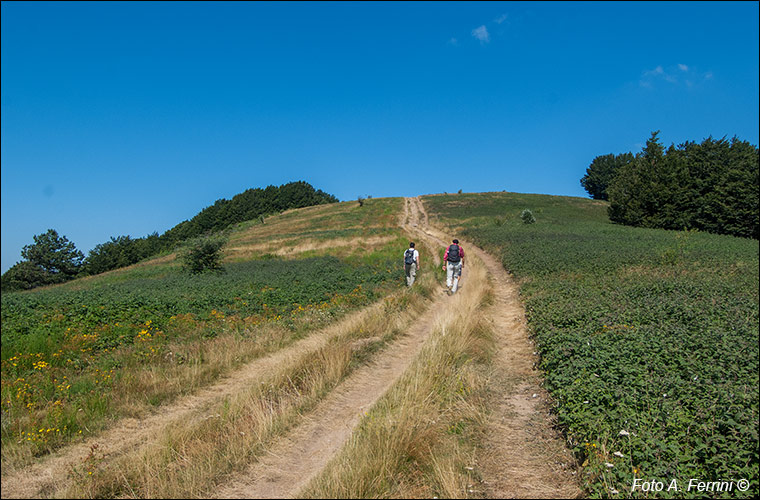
405, 263, 417, 286
446, 262, 454, 288
451, 262, 461, 293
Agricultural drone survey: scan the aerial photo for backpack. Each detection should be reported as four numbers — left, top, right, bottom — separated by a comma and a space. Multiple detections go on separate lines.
405, 249, 416, 265
447, 244, 460, 262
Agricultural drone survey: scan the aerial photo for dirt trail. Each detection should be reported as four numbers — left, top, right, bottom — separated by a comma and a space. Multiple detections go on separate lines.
0, 300, 390, 499
418, 198, 581, 498
212, 198, 450, 498
471, 246, 580, 498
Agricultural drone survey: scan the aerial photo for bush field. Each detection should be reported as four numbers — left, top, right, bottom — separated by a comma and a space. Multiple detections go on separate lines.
423, 192, 758, 498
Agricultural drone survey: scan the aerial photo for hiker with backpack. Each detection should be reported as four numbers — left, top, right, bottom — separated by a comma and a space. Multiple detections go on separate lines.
442, 239, 464, 295
404, 242, 420, 287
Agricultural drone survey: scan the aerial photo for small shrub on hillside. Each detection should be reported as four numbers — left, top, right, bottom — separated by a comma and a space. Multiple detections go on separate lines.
521, 209, 536, 224
182, 237, 226, 274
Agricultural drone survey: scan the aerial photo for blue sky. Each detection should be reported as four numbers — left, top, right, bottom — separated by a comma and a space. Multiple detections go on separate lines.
2, 1, 758, 272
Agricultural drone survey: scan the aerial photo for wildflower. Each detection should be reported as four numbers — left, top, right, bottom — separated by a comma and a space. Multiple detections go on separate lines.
618, 430, 630, 436
613, 451, 625, 458
605, 462, 614, 468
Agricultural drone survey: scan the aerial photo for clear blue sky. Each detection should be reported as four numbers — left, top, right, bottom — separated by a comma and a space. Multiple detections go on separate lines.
2, 1, 758, 272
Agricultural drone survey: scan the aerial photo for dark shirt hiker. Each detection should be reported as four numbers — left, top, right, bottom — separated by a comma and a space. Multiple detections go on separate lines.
442, 239, 464, 294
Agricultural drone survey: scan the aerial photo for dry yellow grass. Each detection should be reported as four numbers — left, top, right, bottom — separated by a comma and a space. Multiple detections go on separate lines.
225, 234, 398, 261
228, 198, 401, 245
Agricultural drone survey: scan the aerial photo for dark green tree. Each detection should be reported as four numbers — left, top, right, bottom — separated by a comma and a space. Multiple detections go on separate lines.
80, 181, 339, 277
1, 260, 55, 291
2, 229, 84, 291
21, 229, 84, 281
608, 132, 665, 226
606, 132, 758, 239
580, 152, 634, 200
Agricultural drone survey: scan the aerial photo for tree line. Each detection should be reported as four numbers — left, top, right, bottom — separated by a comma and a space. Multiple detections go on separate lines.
581, 131, 758, 239
1, 181, 338, 292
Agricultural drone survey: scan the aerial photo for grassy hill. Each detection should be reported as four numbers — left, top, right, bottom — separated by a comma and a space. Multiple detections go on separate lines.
424, 191, 759, 498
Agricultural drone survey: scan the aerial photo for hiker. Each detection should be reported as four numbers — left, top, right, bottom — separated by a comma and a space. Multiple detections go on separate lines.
403, 242, 420, 287
442, 239, 464, 294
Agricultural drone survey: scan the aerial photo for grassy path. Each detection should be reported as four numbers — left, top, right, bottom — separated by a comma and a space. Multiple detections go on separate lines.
463, 235, 580, 498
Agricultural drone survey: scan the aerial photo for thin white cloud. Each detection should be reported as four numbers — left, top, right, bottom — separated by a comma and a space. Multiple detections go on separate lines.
472, 25, 490, 43
640, 64, 712, 88
448, 37, 459, 46
645, 65, 664, 76
494, 13, 508, 24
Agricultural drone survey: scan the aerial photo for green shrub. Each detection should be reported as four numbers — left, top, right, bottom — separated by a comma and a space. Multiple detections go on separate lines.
521, 209, 536, 224
182, 237, 226, 274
